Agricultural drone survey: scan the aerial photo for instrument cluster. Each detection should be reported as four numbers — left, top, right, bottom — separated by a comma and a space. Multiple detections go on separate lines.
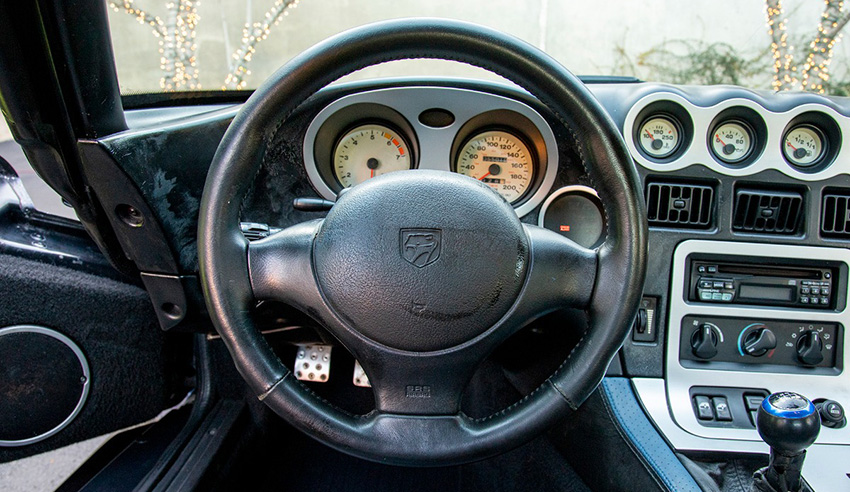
302, 86, 559, 217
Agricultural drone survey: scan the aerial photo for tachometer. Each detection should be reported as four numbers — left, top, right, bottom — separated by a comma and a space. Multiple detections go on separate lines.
455, 130, 535, 204
333, 124, 413, 187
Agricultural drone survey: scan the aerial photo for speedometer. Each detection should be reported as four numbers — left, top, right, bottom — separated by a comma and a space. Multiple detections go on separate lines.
455, 130, 535, 204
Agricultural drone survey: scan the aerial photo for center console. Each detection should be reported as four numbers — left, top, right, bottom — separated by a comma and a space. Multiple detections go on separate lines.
633, 240, 850, 491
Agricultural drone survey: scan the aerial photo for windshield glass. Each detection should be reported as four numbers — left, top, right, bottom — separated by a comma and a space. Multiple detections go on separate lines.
106, 0, 850, 96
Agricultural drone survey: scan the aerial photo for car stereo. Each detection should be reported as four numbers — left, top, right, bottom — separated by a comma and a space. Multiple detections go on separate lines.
689, 260, 836, 309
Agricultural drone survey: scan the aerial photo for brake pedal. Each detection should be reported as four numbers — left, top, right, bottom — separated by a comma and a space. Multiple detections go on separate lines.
294, 344, 332, 382
353, 360, 371, 388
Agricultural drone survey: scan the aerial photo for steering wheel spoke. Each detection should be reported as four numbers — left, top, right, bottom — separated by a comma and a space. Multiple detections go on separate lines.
248, 219, 323, 308
356, 347, 481, 416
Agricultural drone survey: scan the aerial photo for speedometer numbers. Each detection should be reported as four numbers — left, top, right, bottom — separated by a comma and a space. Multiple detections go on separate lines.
455, 130, 535, 204
333, 124, 413, 187
638, 116, 680, 159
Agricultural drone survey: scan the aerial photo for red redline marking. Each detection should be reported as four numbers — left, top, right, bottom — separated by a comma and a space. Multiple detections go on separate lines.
399, 148, 405, 155
392, 138, 399, 146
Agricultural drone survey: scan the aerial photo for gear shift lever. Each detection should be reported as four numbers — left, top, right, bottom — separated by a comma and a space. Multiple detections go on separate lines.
753, 392, 820, 492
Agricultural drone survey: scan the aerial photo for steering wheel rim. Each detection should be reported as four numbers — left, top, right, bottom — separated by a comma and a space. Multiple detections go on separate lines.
198, 18, 647, 466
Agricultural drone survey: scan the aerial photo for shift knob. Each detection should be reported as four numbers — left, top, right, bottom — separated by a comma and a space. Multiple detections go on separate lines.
757, 392, 820, 456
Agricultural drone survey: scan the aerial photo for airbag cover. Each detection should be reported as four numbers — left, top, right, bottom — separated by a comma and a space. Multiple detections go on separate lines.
313, 170, 528, 351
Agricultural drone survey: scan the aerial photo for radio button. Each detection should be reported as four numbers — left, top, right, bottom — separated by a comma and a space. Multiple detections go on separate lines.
711, 293, 723, 301
811, 287, 820, 295
700, 292, 712, 301
724, 282, 734, 289
802, 287, 810, 295
721, 293, 733, 301
822, 287, 830, 296
801, 297, 810, 304
713, 281, 725, 289
700, 280, 712, 289
821, 297, 829, 305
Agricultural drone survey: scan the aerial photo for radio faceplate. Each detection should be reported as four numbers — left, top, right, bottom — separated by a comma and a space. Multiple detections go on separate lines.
689, 260, 837, 310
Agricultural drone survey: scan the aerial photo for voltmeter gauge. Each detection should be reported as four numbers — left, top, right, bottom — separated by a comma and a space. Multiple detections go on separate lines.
638, 116, 680, 159
455, 130, 535, 204
783, 125, 824, 167
711, 121, 753, 164
333, 124, 413, 188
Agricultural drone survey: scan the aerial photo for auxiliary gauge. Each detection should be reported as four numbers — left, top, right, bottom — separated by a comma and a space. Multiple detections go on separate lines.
710, 121, 753, 164
638, 116, 681, 159
783, 125, 825, 167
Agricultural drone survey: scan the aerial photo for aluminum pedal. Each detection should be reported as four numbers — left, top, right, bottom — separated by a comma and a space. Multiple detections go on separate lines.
353, 360, 371, 388
294, 344, 332, 382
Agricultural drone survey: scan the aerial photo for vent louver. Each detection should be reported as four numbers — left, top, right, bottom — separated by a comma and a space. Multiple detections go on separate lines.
732, 188, 803, 235
646, 181, 714, 229
821, 190, 850, 239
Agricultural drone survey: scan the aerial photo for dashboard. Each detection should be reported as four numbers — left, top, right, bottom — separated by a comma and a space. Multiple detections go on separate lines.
114, 77, 850, 490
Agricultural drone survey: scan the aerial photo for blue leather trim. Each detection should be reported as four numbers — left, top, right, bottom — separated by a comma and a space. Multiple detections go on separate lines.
601, 378, 702, 492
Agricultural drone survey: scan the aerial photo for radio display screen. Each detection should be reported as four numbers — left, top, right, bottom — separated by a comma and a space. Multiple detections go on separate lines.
738, 284, 795, 302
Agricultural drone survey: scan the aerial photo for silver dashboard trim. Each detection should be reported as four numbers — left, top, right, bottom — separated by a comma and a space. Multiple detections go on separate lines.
302, 86, 560, 217
623, 92, 849, 180
665, 240, 850, 445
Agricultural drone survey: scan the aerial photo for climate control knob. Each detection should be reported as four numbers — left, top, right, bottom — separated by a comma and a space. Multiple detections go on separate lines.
742, 326, 776, 357
691, 324, 718, 359
796, 331, 824, 366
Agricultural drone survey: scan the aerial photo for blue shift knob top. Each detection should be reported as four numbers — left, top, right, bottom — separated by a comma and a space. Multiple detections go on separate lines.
761, 392, 816, 419
757, 392, 820, 455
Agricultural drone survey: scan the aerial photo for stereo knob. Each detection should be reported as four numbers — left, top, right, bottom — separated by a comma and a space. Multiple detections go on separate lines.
742, 327, 776, 357
691, 324, 718, 359
796, 331, 824, 366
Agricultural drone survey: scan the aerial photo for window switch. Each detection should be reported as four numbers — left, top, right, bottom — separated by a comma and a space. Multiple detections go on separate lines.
745, 394, 765, 411
695, 396, 714, 420
712, 397, 732, 421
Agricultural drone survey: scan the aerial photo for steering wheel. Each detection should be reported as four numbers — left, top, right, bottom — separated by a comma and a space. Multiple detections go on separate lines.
198, 18, 646, 466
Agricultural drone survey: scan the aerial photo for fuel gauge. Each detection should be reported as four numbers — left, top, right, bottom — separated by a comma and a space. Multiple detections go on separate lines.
710, 121, 753, 164
783, 125, 825, 167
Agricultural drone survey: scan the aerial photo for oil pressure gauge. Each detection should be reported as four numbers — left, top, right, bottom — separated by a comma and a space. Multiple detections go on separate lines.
783, 125, 825, 167
710, 121, 753, 164
638, 116, 681, 159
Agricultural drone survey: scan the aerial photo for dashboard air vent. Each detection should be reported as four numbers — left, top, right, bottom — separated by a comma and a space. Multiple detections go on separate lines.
732, 188, 803, 235
646, 181, 714, 229
821, 190, 850, 239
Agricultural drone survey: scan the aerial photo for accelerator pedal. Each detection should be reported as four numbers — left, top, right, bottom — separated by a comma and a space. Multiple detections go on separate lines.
294, 344, 332, 382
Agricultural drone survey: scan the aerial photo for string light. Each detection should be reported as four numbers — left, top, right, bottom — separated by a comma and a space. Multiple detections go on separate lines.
765, 0, 850, 94
765, 0, 797, 91
110, 0, 201, 91
223, 0, 301, 90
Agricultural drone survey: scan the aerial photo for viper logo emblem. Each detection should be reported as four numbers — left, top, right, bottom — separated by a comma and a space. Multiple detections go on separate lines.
400, 229, 441, 267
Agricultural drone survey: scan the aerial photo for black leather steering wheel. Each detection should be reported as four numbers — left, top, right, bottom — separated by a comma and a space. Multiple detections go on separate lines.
198, 18, 647, 466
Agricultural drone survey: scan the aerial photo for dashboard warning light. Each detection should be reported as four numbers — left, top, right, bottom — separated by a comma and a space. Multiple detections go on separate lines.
559, 225, 571, 232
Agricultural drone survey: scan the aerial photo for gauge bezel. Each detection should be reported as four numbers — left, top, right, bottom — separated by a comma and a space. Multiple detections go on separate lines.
780, 114, 840, 173
632, 101, 693, 163
706, 106, 767, 168
312, 103, 419, 192
453, 126, 538, 205
331, 120, 415, 189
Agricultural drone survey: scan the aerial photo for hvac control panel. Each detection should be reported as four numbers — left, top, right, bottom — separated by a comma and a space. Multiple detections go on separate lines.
679, 315, 843, 373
